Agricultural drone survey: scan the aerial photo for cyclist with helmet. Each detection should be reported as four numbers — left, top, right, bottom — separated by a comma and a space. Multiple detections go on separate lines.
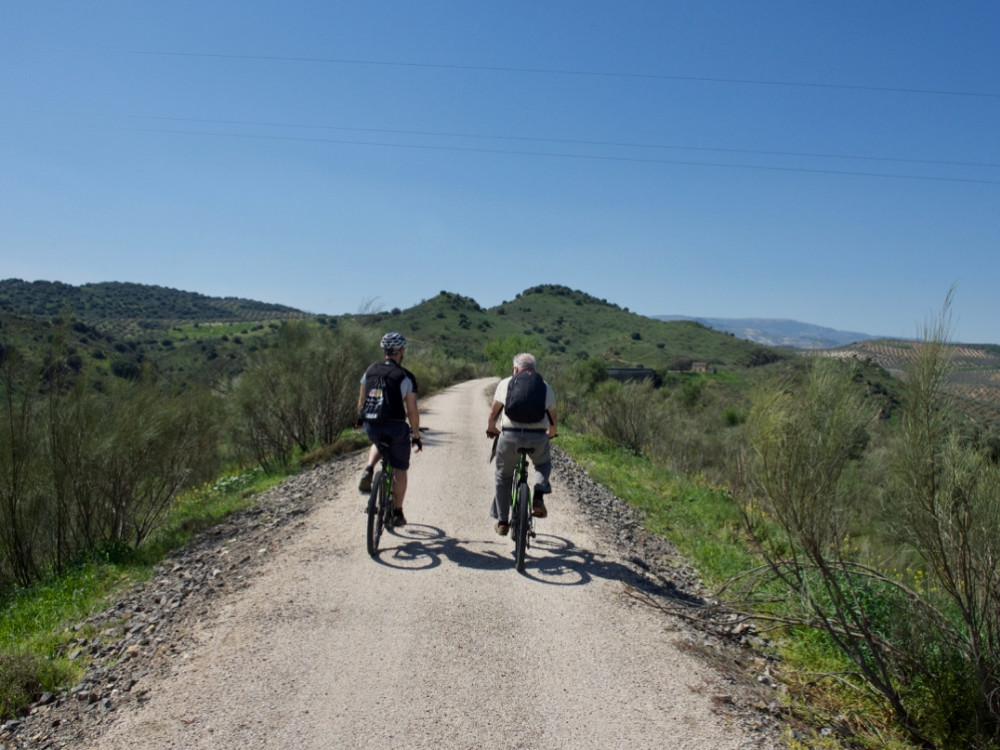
357, 332, 422, 526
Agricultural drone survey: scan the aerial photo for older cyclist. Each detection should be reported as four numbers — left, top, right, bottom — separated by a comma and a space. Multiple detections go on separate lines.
486, 352, 558, 535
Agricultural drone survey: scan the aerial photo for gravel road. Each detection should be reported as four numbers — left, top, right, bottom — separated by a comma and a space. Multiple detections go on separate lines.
6, 378, 786, 750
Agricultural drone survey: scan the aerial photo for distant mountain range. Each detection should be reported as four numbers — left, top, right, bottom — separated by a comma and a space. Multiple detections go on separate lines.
654, 316, 879, 350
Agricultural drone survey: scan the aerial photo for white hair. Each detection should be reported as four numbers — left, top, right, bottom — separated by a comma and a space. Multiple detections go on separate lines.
512, 352, 536, 370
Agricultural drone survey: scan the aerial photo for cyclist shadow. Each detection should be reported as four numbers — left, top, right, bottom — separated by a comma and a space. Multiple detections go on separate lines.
367, 524, 446, 570
369, 524, 512, 572
501, 534, 703, 604
527, 534, 706, 605
371, 525, 707, 605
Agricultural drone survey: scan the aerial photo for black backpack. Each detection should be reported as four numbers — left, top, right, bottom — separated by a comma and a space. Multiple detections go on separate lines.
504, 370, 548, 424
360, 361, 401, 423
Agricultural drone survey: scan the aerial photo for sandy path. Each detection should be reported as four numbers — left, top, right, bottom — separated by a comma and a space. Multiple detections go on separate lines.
83, 378, 775, 750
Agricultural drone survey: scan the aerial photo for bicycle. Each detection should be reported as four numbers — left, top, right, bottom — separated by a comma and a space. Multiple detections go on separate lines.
509, 446, 536, 572
366, 436, 396, 557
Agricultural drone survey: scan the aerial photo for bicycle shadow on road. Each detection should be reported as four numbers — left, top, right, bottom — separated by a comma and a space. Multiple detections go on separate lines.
530, 534, 707, 605
507, 534, 705, 606
368, 525, 707, 606
367, 524, 513, 572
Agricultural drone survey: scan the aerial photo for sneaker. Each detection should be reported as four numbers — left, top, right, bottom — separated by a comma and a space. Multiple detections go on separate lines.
392, 508, 407, 527
359, 466, 373, 493
532, 493, 548, 518
495, 521, 509, 536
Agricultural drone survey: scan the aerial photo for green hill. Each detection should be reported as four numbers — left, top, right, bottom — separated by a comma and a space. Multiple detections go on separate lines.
2, 280, 799, 396
359, 285, 780, 370
0, 279, 306, 329
17, 279, 1000, 428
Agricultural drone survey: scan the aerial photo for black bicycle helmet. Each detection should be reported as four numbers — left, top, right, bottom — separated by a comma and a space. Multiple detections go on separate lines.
380, 331, 406, 353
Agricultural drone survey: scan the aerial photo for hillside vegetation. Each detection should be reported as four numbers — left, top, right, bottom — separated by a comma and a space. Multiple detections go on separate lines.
0, 279, 305, 323
7, 279, 1000, 748
0, 280, 791, 391
360, 285, 783, 370
0, 279, 308, 347
813, 338, 1000, 432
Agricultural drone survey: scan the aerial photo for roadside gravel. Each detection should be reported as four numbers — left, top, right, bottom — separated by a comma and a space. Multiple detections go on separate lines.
2, 378, 787, 749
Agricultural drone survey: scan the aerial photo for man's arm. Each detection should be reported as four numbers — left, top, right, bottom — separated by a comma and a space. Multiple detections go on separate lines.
546, 406, 558, 438
486, 400, 503, 437
405, 391, 422, 450
544, 384, 558, 438
354, 383, 367, 427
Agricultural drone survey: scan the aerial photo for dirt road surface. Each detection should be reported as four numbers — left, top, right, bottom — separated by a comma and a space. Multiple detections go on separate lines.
77, 378, 781, 750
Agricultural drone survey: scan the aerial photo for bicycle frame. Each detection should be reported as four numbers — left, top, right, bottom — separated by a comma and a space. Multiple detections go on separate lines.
509, 447, 534, 572
366, 438, 395, 556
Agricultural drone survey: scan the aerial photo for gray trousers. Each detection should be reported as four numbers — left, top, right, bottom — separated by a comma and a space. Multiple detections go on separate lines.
490, 430, 552, 523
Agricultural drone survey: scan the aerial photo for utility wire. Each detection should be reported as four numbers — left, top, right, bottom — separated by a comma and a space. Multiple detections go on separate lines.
7, 45, 1000, 100
12, 118, 999, 185
7, 108, 1000, 171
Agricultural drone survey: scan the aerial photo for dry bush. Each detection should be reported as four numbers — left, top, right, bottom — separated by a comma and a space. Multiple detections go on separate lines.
582, 379, 663, 454
228, 321, 369, 470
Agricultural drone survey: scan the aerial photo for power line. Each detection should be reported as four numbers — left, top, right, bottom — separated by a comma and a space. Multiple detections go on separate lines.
11, 118, 1000, 185
7, 108, 1000, 171
8, 45, 1000, 100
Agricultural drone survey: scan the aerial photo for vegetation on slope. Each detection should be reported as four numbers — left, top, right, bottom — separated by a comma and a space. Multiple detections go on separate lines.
5, 279, 1000, 747
0, 279, 305, 324
360, 284, 781, 372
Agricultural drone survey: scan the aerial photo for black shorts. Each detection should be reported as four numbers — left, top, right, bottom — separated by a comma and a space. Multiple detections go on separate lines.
363, 421, 411, 471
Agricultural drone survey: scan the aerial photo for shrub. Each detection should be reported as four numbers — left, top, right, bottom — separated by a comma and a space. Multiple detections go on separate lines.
0, 652, 47, 719
228, 321, 369, 470
583, 380, 662, 454
109, 359, 140, 380
483, 334, 543, 378
734, 293, 1000, 748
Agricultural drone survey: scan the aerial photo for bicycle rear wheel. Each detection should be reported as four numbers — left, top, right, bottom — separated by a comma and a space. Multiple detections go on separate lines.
366, 470, 387, 556
514, 481, 530, 572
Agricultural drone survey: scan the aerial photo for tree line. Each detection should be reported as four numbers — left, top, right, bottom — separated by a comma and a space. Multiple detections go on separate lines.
0, 320, 379, 591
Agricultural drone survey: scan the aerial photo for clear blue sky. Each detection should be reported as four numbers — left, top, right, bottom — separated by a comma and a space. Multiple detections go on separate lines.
2, 2, 998, 342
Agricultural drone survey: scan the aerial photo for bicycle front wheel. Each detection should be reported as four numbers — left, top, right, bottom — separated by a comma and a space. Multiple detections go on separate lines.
366, 470, 387, 556
514, 481, 530, 572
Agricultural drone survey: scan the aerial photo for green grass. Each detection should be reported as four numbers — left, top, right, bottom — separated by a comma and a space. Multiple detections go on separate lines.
166, 321, 280, 341
138, 465, 284, 561
557, 431, 753, 584
0, 563, 128, 718
557, 430, 927, 749
0, 464, 288, 720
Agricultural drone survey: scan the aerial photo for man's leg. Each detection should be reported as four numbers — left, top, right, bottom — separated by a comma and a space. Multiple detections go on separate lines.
528, 436, 553, 517
393, 469, 407, 508
491, 433, 518, 532
359, 442, 379, 492
387, 425, 412, 526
